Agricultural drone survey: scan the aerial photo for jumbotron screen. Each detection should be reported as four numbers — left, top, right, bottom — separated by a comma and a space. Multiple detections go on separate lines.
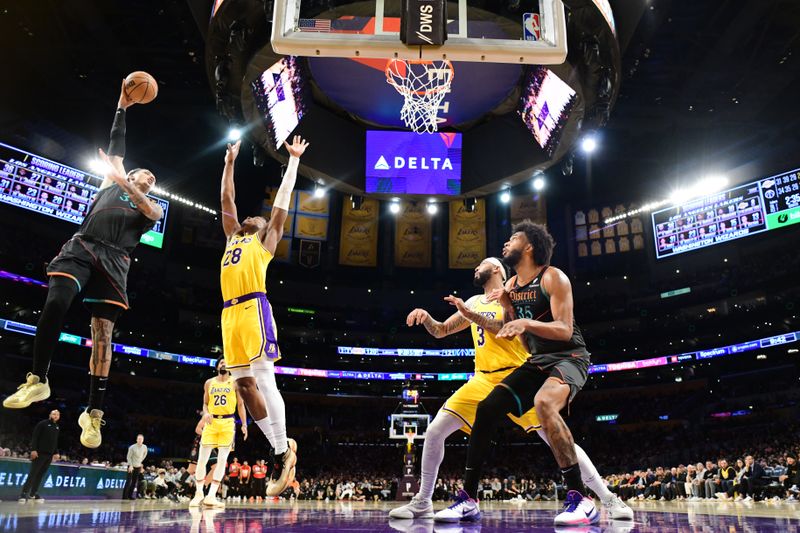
651, 168, 800, 259
518, 67, 577, 156
365, 131, 462, 195
0, 142, 169, 249
251, 56, 310, 150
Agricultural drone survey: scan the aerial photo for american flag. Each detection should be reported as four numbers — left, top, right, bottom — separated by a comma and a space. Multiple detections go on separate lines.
298, 18, 332, 32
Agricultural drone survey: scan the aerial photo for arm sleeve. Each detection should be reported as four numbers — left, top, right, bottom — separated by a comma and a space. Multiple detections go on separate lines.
273, 156, 299, 211
108, 108, 127, 158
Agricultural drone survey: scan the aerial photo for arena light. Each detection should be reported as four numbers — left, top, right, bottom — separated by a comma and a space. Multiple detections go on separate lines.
426, 201, 438, 215
500, 189, 511, 204
313, 184, 326, 198
669, 175, 729, 205
532, 177, 546, 191
581, 135, 597, 154
87, 158, 111, 175
389, 200, 401, 214
603, 199, 670, 225
227, 127, 242, 142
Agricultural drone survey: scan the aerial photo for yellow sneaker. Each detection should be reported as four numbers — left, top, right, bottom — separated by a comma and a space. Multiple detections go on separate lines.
3, 374, 50, 409
78, 409, 105, 449
202, 495, 225, 509
266, 444, 298, 497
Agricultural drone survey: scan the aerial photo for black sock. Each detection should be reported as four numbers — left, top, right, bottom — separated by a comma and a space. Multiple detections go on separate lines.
88, 375, 108, 411
561, 463, 583, 493
463, 387, 519, 499
32, 278, 78, 381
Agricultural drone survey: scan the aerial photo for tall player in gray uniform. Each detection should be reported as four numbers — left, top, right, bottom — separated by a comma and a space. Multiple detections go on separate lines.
434, 220, 606, 527
3, 81, 162, 450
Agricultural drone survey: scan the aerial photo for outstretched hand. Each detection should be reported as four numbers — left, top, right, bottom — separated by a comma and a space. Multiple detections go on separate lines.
406, 308, 431, 327
118, 79, 136, 110
225, 140, 241, 164
283, 135, 310, 158
444, 295, 469, 316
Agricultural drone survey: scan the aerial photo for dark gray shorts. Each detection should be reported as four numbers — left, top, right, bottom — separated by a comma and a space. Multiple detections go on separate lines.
498, 349, 590, 416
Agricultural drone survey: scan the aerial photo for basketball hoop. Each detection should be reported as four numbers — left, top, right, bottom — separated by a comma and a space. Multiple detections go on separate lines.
386, 59, 454, 134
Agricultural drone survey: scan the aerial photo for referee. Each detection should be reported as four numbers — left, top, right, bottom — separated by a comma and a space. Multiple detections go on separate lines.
19, 409, 60, 503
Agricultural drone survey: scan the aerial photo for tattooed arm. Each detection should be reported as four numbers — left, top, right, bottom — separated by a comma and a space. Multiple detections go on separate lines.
406, 307, 471, 339
443, 295, 504, 334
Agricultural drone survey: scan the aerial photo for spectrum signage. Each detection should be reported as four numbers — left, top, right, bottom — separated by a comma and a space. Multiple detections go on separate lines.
365, 131, 462, 195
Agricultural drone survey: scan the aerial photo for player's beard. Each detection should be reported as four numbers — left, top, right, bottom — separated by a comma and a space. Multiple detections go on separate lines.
504, 247, 523, 268
473, 270, 492, 287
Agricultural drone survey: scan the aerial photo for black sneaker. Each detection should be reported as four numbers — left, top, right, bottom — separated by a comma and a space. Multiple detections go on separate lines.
18, 493, 28, 503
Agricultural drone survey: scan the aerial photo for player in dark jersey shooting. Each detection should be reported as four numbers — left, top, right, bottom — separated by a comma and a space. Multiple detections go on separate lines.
3, 80, 162, 450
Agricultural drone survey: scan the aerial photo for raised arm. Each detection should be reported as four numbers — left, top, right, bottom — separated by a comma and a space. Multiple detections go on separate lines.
262, 135, 309, 254
444, 294, 504, 334
101, 80, 138, 189
97, 149, 162, 221
221, 141, 242, 238
407, 307, 471, 339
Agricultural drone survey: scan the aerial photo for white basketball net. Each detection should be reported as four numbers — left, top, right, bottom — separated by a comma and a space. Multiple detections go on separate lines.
386, 59, 454, 134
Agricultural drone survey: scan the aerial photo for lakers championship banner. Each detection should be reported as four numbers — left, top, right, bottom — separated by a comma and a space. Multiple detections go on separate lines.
296, 191, 330, 216
394, 201, 432, 268
339, 197, 379, 266
510, 195, 547, 225
449, 199, 486, 269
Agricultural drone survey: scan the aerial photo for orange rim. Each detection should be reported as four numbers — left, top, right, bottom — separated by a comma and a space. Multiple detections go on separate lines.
385, 59, 454, 96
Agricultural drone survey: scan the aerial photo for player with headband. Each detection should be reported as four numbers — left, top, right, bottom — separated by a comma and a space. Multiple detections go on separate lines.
390, 257, 632, 523
217, 136, 308, 496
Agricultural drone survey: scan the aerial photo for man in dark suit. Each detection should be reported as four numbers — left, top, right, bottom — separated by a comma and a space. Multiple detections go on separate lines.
740, 455, 766, 501
19, 409, 60, 503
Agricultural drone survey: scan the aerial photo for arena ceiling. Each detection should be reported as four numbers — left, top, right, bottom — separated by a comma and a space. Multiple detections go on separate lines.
1, 0, 799, 209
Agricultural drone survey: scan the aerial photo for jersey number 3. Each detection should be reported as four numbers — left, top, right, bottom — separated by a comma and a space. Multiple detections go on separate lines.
223, 248, 242, 267
476, 327, 486, 347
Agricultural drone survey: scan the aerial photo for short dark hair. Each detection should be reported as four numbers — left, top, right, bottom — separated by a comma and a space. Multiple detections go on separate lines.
512, 219, 555, 265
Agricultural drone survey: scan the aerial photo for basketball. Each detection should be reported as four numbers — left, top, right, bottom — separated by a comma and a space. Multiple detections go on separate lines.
124, 71, 158, 104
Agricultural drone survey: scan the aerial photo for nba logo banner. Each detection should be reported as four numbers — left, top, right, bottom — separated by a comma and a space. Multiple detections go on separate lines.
523, 13, 541, 41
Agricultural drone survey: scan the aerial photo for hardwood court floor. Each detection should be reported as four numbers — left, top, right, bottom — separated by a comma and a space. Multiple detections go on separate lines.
1, 497, 799, 532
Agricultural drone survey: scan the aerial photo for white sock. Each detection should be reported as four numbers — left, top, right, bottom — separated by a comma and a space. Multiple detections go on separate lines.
252, 359, 288, 455
418, 410, 463, 501
209, 447, 231, 498
255, 416, 275, 448
536, 429, 613, 502
195, 445, 213, 495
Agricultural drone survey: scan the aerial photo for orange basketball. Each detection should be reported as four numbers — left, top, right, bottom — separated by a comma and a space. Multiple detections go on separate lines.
124, 71, 158, 104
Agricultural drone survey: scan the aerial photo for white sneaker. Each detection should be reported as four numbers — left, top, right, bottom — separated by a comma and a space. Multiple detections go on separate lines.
603, 494, 634, 520
743, 496, 753, 502
389, 495, 434, 519
189, 493, 204, 507
553, 490, 600, 526
433, 490, 481, 523
203, 495, 225, 509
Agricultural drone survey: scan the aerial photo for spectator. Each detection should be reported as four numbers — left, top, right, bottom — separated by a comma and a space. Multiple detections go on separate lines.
19, 409, 60, 503
123, 434, 147, 500
252, 459, 267, 500
239, 460, 251, 500
739, 455, 766, 501
779, 455, 799, 501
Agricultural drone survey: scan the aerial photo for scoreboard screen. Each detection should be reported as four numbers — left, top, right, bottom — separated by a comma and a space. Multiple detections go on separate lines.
651, 168, 800, 259
0, 142, 169, 249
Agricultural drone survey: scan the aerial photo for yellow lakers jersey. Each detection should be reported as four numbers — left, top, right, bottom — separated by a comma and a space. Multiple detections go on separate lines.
207, 377, 237, 416
469, 297, 530, 372
220, 233, 273, 301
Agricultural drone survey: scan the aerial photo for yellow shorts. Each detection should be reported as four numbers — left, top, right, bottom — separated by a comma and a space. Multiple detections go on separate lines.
442, 371, 541, 434
200, 417, 236, 448
221, 297, 281, 370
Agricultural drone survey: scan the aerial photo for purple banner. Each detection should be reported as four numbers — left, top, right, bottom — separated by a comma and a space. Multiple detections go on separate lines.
365, 131, 461, 195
